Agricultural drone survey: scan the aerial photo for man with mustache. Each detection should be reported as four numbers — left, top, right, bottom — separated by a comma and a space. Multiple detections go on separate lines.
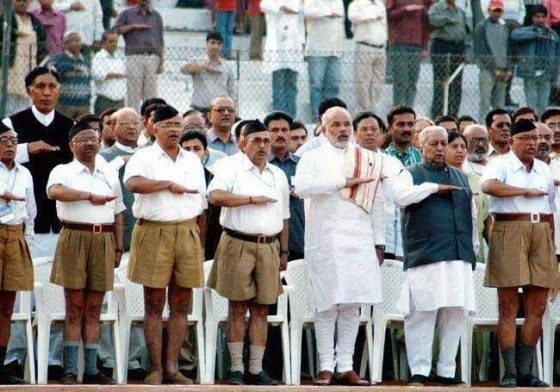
294, 107, 382, 386
485, 108, 512, 160
47, 120, 124, 384
394, 125, 476, 386
0, 124, 36, 385
384, 105, 422, 167
542, 108, 560, 160
481, 119, 558, 387
207, 120, 290, 385
463, 124, 490, 175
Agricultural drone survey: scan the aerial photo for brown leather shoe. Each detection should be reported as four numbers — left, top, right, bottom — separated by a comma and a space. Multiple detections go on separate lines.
143, 370, 163, 385
313, 370, 334, 386
335, 370, 370, 386
164, 371, 194, 385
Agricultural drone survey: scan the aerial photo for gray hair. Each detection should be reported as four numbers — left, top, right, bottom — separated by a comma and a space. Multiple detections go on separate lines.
463, 124, 488, 138
419, 125, 447, 147
62, 31, 81, 44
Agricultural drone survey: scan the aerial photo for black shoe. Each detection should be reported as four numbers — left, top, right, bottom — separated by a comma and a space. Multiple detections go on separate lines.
0, 372, 25, 385
48, 365, 65, 380
499, 373, 517, 388
179, 368, 197, 380
226, 370, 244, 385
246, 370, 278, 386
3, 360, 23, 379
434, 375, 466, 386
82, 372, 117, 385
408, 374, 427, 386
127, 368, 147, 381
517, 373, 549, 387
60, 372, 79, 385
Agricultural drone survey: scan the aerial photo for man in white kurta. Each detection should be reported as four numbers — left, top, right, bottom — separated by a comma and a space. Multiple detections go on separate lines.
294, 107, 383, 386
393, 126, 477, 386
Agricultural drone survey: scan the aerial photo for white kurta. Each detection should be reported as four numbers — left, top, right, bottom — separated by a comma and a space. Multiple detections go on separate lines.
393, 168, 477, 316
294, 142, 383, 312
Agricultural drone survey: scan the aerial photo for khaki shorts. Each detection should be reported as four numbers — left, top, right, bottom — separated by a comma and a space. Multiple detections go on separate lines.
485, 221, 560, 288
207, 232, 283, 305
128, 219, 203, 289
0, 225, 33, 291
51, 228, 115, 291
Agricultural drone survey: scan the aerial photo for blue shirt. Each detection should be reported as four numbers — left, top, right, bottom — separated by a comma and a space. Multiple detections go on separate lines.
207, 129, 239, 156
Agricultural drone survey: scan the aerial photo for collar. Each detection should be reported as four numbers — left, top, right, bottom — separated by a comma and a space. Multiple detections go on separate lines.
205, 53, 223, 64
153, 141, 185, 160
421, 161, 448, 172
268, 151, 299, 163
37, 7, 62, 16
241, 153, 272, 173
387, 143, 412, 155
0, 161, 21, 172
487, 142, 506, 157
69, 158, 102, 175
506, 151, 544, 174
31, 105, 55, 125
207, 128, 235, 144
134, 5, 153, 14
115, 141, 136, 153
65, 50, 83, 61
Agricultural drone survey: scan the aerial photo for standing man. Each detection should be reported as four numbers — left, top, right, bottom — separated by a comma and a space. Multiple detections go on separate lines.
49, 32, 91, 119
261, 0, 305, 118
481, 119, 557, 388
294, 107, 382, 386
265, 111, 304, 261
428, 0, 467, 119
207, 95, 238, 155
207, 120, 290, 386
542, 108, 560, 159
289, 121, 307, 153
214, 0, 237, 58
511, 5, 560, 115
0, 124, 36, 385
349, 0, 388, 114
463, 124, 490, 175
304, 0, 345, 121
387, 0, 431, 107
114, 0, 164, 111
91, 31, 127, 116
31, 0, 66, 56
474, 0, 512, 120
124, 106, 207, 385
486, 108, 512, 160
394, 125, 476, 387
384, 106, 422, 167
181, 32, 237, 112
47, 120, 124, 385
53, 0, 103, 57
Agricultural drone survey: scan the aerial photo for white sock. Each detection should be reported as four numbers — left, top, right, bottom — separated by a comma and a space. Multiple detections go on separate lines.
228, 342, 244, 373
249, 345, 265, 374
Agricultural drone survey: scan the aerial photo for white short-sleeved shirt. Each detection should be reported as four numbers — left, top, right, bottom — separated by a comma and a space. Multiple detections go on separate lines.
208, 153, 290, 235
47, 159, 125, 223
480, 151, 556, 214
123, 143, 207, 221
0, 162, 36, 240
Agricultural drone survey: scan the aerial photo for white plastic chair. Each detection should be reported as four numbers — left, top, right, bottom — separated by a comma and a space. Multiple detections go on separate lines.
371, 259, 406, 383
461, 263, 543, 385
542, 293, 560, 385
203, 259, 291, 385
115, 265, 205, 383
10, 290, 35, 384
283, 259, 374, 385
34, 258, 124, 384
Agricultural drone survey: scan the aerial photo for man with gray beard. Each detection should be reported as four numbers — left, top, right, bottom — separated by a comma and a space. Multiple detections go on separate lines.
462, 124, 490, 176
535, 122, 560, 263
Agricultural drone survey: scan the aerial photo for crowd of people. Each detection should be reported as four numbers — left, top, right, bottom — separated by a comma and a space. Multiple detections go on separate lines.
1, 52, 560, 388
3, 0, 560, 122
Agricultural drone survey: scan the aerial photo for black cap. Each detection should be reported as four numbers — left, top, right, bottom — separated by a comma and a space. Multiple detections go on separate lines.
152, 105, 179, 124
69, 119, 95, 140
242, 119, 267, 137
510, 119, 536, 136
0, 122, 12, 136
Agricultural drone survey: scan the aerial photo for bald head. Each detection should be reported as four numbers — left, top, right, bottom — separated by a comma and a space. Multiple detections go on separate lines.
209, 95, 236, 133
113, 107, 141, 147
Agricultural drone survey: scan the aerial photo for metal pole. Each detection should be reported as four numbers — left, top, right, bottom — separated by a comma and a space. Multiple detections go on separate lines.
442, 62, 466, 116
1, 0, 14, 118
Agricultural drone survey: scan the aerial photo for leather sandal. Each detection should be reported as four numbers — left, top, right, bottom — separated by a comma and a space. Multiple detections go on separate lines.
335, 370, 370, 386
313, 370, 333, 386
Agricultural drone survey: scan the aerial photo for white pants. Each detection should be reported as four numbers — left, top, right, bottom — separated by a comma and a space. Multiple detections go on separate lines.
315, 304, 360, 373
404, 302, 464, 378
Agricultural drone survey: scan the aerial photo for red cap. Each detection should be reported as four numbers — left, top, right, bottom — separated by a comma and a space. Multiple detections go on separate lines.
489, 0, 504, 11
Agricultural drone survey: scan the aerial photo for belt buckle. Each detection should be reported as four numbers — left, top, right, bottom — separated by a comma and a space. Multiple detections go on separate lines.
257, 235, 266, 244
530, 213, 540, 223
93, 224, 102, 234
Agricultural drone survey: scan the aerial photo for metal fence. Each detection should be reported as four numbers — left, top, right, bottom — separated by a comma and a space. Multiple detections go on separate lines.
2, 44, 559, 123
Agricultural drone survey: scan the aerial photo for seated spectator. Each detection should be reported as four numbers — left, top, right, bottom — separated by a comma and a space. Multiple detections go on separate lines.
49, 32, 91, 119
434, 115, 460, 133
3, 0, 47, 116
458, 115, 476, 132
31, 0, 66, 56
512, 106, 538, 123
289, 121, 307, 153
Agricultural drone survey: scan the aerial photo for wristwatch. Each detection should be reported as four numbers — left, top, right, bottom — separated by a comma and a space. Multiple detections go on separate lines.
280, 250, 290, 256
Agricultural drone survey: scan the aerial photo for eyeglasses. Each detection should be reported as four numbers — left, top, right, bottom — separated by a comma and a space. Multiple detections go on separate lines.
118, 121, 141, 128
212, 107, 235, 114
156, 122, 183, 130
538, 135, 553, 141
0, 137, 18, 146
513, 135, 539, 143
72, 136, 99, 144
468, 137, 489, 145
546, 122, 560, 130
247, 137, 271, 145
493, 122, 511, 129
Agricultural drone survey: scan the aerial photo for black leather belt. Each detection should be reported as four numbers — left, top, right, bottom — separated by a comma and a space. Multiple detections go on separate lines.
494, 213, 553, 224
62, 222, 114, 233
224, 228, 277, 244
357, 41, 384, 49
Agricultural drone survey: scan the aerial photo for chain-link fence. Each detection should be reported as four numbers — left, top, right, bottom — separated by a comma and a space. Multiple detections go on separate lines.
2, 43, 559, 123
